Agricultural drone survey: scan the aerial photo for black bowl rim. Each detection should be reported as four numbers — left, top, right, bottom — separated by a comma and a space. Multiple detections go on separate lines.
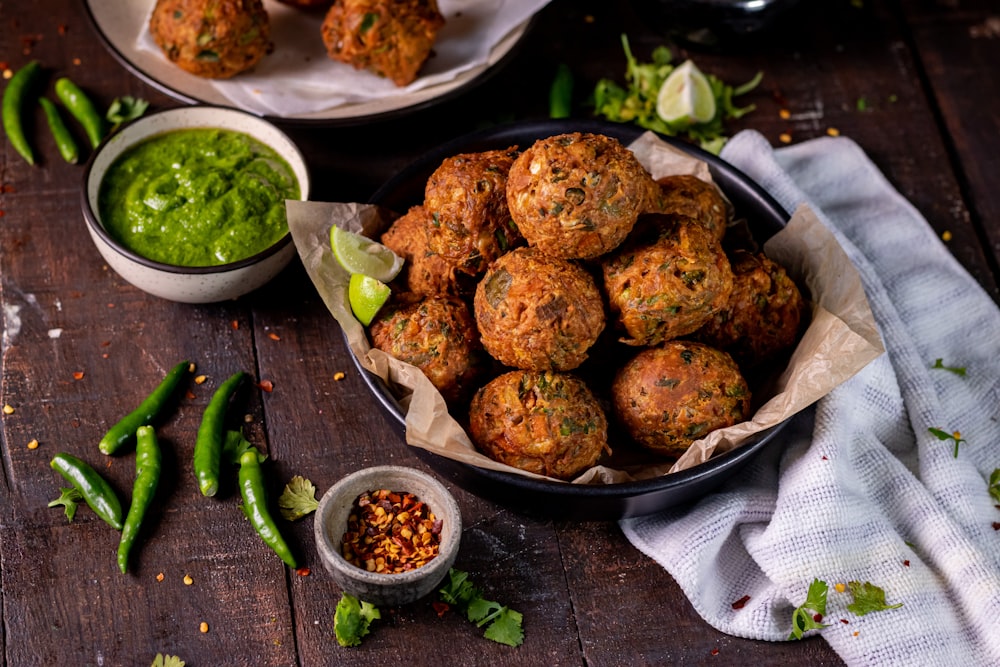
81, 106, 308, 275
360, 118, 791, 517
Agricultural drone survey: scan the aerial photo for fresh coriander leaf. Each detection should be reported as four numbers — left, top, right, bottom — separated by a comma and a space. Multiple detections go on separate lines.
106, 96, 149, 130
439, 568, 479, 607
928, 427, 965, 458
931, 358, 967, 377
856, 96, 869, 111
223, 429, 266, 465
151, 654, 185, 667
48, 487, 83, 522
788, 578, 829, 640
278, 475, 320, 521
483, 607, 525, 647
334, 593, 380, 647
467, 596, 504, 625
845, 581, 903, 616
989, 469, 1000, 504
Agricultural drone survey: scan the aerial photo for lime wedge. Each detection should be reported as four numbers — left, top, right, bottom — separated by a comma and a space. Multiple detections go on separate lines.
656, 60, 717, 124
348, 273, 391, 326
331, 226, 404, 283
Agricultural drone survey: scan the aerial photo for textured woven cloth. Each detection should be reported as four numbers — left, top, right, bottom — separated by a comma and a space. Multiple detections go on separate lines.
620, 130, 1000, 666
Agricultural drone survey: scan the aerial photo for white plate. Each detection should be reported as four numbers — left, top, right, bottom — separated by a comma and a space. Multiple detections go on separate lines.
84, 0, 533, 124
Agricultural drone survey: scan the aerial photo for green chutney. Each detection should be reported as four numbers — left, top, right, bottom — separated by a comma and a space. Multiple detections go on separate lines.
98, 128, 300, 267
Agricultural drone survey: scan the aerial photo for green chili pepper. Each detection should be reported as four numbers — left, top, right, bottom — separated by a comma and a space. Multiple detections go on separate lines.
238, 449, 297, 568
54, 76, 104, 148
99, 360, 191, 455
549, 63, 574, 119
117, 425, 162, 573
2, 60, 42, 165
38, 97, 78, 164
50, 452, 124, 531
194, 371, 247, 497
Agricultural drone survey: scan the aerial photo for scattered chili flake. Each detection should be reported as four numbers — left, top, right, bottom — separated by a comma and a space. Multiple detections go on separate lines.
183, 574, 194, 585
822, 455, 829, 460
333, 371, 346, 381
835, 582, 846, 593
27, 439, 39, 450
812, 613, 823, 623
731, 595, 751, 609
258, 380, 274, 393
72, 371, 85, 380
903, 560, 910, 567
1, 69, 11, 80
194, 375, 207, 385
58, 24, 68, 35
2, 404, 14, 415
199, 621, 209, 633
992, 522, 1000, 531
100, 340, 111, 347
710, 648, 720, 656
296, 566, 311, 576
341, 489, 443, 574
779, 132, 792, 144
432, 601, 450, 617
102, 353, 110, 359
840, 619, 850, 624
231, 320, 239, 330
156, 572, 165, 582
268, 332, 281, 341
827, 127, 841, 137
107, 303, 115, 308
185, 390, 196, 400
779, 108, 791, 119
853, 631, 860, 637
942, 230, 953, 242
72, 57, 81, 66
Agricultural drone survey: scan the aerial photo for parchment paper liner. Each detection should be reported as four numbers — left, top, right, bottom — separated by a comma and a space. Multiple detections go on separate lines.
286, 132, 884, 484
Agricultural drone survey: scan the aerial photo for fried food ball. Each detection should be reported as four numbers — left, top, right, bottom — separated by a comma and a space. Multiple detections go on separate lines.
468, 370, 609, 480
612, 340, 750, 457
505, 133, 657, 259
369, 294, 488, 405
423, 147, 524, 277
149, 0, 273, 79
321, 0, 445, 87
380, 205, 476, 299
650, 174, 730, 241
693, 250, 806, 368
601, 213, 734, 346
474, 247, 605, 372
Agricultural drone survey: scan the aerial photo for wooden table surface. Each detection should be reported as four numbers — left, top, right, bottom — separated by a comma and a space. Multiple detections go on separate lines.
2, 0, 998, 665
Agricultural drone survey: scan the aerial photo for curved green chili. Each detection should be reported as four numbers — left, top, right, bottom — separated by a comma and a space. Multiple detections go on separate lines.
2, 60, 42, 165
100, 360, 191, 455
54, 76, 104, 148
38, 97, 79, 164
50, 452, 124, 531
238, 449, 297, 568
193, 371, 247, 497
117, 425, 162, 573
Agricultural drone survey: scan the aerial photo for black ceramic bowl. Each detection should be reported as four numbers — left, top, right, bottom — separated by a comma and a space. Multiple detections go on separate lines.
357, 119, 790, 521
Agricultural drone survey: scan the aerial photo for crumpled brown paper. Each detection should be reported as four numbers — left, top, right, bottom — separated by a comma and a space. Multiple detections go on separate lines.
285, 132, 885, 485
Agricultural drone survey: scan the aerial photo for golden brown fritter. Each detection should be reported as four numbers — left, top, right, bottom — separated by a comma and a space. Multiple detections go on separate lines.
321, 0, 445, 87
650, 174, 730, 241
468, 370, 609, 480
601, 214, 734, 346
505, 133, 657, 259
693, 250, 805, 369
379, 205, 476, 299
474, 247, 605, 372
149, 0, 273, 79
612, 340, 750, 457
369, 294, 488, 405
423, 148, 524, 277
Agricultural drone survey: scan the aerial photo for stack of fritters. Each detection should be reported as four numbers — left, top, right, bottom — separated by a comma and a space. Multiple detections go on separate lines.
368, 132, 806, 479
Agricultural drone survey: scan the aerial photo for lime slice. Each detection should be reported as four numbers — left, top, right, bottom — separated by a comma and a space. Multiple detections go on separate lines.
656, 60, 717, 124
331, 226, 404, 283
348, 273, 391, 326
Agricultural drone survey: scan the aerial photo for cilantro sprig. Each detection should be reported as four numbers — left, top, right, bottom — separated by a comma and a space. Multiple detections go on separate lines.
789, 578, 830, 640
591, 34, 762, 154
48, 486, 84, 522
845, 581, 903, 616
988, 469, 1000, 504
278, 475, 320, 521
151, 654, 185, 667
931, 358, 967, 376
439, 568, 524, 647
334, 593, 381, 647
928, 427, 966, 458
106, 96, 149, 131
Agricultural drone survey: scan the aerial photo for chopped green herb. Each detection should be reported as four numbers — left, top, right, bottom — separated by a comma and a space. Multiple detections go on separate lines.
278, 475, 319, 521
856, 96, 869, 111
48, 486, 84, 522
931, 358, 967, 376
988, 468, 1000, 504
928, 427, 966, 458
334, 593, 380, 647
439, 568, 524, 647
223, 429, 266, 465
151, 655, 185, 667
789, 578, 829, 640
845, 581, 903, 616
106, 96, 149, 131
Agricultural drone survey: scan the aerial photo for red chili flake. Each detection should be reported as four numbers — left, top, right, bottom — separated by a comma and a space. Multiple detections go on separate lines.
2, 184, 16, 193
102, 353, 109, 359
72, 371, 85, 380
0, 210, 5, 218
903, 560, 910, 567
992, 522, 1000, 531
813, 613, 823, 623
258, 380, 274, 393
296, 567, 310, 577
107, 303, 115, 308
710, 648, 720, 656
432, 601, 449, 617
0, 61, 7, 70
268, 332, 281, 341
101, 340, 111, 347
821, 455, 828, 460
731, 595, 751, 610
57, 24, 68, 35
840, 619, 850, 624
231, 320, 239, 330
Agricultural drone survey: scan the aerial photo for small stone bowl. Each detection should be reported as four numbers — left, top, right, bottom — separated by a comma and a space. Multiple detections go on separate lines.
81, 106, 310, 304
314, 466, 462, 607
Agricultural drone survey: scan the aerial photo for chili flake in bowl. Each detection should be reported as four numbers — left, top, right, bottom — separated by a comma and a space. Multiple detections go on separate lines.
314, 466, 461, 606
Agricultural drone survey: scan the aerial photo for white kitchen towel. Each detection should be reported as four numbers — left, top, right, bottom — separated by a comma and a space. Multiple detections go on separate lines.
620, 130, 1000, 666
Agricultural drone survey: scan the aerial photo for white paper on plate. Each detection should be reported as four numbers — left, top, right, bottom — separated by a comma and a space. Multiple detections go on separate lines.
136, 0, 551, 116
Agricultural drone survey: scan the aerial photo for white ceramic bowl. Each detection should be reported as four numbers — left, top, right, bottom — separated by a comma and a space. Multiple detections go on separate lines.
82, 106, 310, 304
314, 466, 462, 607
